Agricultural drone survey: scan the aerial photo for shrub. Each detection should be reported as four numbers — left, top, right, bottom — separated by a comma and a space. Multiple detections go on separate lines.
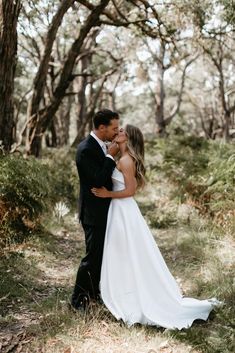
0, 148, 79, 247
146, 136, 235, 234
42, 147, 78, 207
0, 154, 51, 246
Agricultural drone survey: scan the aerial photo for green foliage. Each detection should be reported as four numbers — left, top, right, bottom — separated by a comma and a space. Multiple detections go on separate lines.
0, 155, 51, 245
171, 264, 235, 353
146, 136, 235, 234
139, 201, 177, 229
0, 251, 44, 316
1, 139, 234, 352
0, 148, 78, 247
220, 0, 235, 26
42, 147, 78, 207
0, 155, 50, 215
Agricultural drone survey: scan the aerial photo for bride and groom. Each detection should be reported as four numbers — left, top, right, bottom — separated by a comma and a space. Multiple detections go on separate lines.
71, 109, 219, 330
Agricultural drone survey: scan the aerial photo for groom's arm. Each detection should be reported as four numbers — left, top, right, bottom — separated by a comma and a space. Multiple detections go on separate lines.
78, 148, 116, 187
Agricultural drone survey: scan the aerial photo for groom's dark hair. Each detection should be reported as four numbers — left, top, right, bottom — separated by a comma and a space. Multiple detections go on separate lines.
93, 109, 119, 129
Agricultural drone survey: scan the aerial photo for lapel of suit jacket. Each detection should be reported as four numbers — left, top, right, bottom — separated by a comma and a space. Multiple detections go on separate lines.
87, 134, 106, 161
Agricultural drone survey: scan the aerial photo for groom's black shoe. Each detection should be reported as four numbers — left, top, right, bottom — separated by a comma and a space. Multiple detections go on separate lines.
69, 295, 90, 312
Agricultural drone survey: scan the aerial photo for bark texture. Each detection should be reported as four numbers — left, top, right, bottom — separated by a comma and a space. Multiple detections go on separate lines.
0, 0, 21, 151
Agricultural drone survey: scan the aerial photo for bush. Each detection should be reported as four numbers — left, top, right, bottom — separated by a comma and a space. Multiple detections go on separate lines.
146, 136, 235, 234
0, 148, 79, 247
0, 154, 51, 245
42, 147, 78, 207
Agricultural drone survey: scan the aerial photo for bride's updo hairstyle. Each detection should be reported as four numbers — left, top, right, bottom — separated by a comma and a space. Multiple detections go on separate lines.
125, 124, 146, 188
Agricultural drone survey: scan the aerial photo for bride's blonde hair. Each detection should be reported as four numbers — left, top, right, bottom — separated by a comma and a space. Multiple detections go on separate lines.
125, 124, 146, 188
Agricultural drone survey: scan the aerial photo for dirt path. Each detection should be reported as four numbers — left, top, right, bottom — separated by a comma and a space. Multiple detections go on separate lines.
1, 210, 186, 353
0, 170, 232, 353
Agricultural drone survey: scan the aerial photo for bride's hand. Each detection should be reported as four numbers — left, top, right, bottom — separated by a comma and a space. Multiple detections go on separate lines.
91, 186, 110, 198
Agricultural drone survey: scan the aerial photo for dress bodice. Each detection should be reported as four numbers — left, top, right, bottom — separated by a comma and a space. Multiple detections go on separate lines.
112, 168, 125, 191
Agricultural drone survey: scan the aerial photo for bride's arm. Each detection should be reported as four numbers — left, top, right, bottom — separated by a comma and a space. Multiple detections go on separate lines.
91, 156, 137, 198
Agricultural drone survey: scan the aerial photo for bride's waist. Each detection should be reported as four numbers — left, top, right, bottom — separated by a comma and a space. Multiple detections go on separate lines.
111, 196, 134, 202
112, 187, 125, 192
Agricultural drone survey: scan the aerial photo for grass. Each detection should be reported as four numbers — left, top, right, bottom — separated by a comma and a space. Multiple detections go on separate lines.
0, 139, 234, 352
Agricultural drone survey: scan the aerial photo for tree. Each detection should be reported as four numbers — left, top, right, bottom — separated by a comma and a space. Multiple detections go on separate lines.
0, 0, 21, 151
24, 0, 148, 156
25, 0, 121, 156
188, 0, 235, 140
127, 1, 198, 135
202, 38, 235, 140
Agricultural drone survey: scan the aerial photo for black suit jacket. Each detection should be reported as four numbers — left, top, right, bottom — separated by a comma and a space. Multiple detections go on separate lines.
76, 134, 116, 226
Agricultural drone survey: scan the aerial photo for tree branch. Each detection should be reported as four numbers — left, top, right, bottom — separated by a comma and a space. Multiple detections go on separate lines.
165, 55, 199, 125
38, 0, 111, 133
29, 0, 77, 116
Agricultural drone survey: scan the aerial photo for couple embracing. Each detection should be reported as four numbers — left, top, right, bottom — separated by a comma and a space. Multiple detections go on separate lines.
71, 109, 219, 330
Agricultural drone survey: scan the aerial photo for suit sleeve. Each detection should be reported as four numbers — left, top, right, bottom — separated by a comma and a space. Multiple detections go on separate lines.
78, 147, 116, 187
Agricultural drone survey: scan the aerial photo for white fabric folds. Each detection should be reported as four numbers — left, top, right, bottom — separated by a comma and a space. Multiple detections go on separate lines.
100, 168, 220, 330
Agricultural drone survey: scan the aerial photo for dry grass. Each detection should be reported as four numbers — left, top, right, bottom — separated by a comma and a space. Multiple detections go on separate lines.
0, 144, 234, 353
28, 304, 198, 353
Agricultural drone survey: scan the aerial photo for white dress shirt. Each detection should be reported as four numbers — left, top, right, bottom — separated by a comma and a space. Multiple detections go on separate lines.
90, 131, 114, 160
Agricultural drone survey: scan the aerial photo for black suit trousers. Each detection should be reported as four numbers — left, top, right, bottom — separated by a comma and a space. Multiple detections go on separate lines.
72, 221, 106, 304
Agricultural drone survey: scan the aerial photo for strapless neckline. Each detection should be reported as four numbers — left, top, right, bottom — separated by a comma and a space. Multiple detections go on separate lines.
112, 167, 124, 177
112, 167, 125, 191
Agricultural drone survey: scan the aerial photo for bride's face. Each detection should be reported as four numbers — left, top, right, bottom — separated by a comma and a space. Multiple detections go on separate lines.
115, 128, 128, 144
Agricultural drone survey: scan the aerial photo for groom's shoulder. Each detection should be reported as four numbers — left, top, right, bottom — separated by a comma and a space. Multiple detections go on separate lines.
77, 135, 96, 153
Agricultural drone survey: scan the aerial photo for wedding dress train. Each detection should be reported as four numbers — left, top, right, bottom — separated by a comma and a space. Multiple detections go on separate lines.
100, 168, 219, 330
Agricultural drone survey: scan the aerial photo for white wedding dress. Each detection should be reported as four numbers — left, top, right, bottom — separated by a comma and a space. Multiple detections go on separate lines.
100, 168, 220, 330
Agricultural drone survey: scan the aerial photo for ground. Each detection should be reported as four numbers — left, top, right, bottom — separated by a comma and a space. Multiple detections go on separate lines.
0, 165, 234, 353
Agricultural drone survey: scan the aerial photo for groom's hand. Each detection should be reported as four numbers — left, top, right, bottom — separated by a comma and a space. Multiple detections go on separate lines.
107, 141, 119, 157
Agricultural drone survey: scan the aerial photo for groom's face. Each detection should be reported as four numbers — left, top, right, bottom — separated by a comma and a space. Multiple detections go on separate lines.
104, 118, 119, 141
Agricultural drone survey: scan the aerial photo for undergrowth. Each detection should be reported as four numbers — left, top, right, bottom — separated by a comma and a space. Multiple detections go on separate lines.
146, 135, 235, 235
0, 148, 78, 248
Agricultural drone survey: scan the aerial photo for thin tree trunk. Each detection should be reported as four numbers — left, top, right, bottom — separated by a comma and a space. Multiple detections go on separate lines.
71, 68, 116, 147
224, 111, 230, 141
27, 0, 75, 119
203, 44, 232, 141
0, 0, 21, 151
27, 0, 110, 156
75, 55, 91, 140
45, 120, 57, 147
57, 96, 72, 146
75, 28, 99, 139
26, 0, 76, 156
155, 60, 165, 136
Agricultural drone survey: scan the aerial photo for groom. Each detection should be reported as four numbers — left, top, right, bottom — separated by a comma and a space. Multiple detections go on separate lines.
71, 109, 120, 310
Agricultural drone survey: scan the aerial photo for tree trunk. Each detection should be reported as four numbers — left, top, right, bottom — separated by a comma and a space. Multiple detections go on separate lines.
155, 61, 165, 136
206, 47, 232, 141
45, 120, 57, 147
26, 0, 76, 156
27, 0, 76, 119
27, 0, 110, 156
223, 110, 230, 141
0, 0, 21, 151
56, 96, 71, 146
218, 62, 231, 141
75, 55, 90, 141
71, 71, 112, 147
75, 28, 99, 140
153, 39, 166, 136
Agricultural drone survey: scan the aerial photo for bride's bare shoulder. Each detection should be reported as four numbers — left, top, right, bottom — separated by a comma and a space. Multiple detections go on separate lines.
117, 154, 135, 170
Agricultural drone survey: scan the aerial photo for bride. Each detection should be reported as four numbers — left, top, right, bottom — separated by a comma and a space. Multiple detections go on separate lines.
91, 125, 219, 330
